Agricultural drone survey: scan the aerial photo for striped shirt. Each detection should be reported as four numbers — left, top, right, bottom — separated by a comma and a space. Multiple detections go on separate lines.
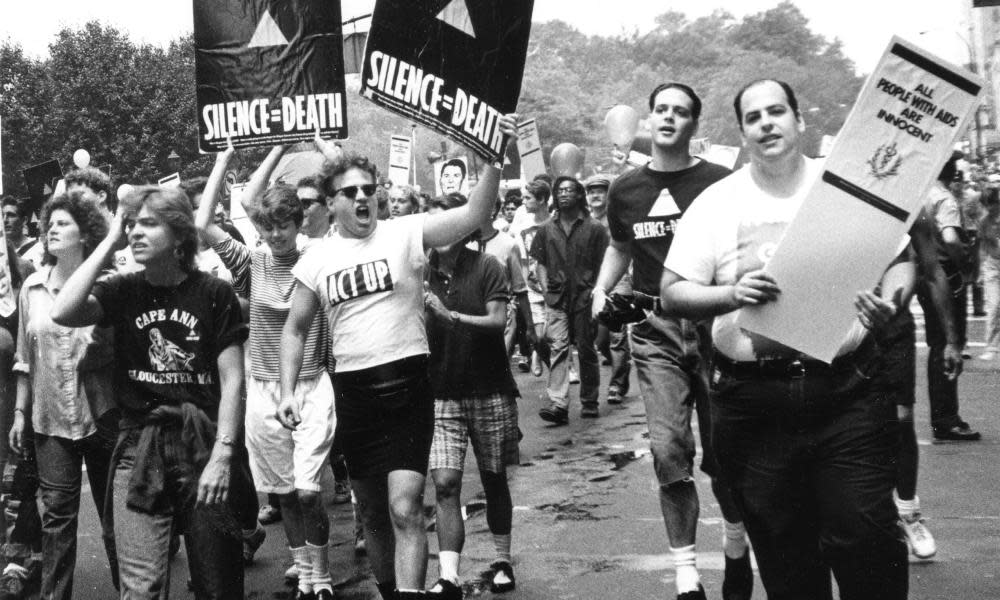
213, 235, 328, 381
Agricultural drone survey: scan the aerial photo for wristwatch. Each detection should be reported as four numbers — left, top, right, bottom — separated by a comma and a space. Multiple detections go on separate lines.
216, 434, 236, 447
449, 310, 460, 326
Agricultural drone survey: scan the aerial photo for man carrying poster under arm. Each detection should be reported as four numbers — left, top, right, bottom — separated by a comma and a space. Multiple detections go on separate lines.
661, 79, 907, 599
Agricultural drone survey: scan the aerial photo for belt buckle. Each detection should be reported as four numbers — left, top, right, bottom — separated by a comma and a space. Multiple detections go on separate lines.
785, 359, 806, 379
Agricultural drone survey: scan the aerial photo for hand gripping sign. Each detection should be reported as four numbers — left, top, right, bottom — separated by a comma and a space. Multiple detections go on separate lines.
736, 37, 984, 362
193, 0, 348, 152
361, 0, 534, 167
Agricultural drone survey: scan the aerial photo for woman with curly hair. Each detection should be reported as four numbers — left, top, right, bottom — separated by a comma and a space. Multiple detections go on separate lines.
51, 186, 248, 599
9, 190, 119, 599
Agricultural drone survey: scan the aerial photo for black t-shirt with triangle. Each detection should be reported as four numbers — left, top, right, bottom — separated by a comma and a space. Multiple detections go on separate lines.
606, 160, 732, 295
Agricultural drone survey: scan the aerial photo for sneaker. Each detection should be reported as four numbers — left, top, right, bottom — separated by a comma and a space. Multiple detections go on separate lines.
581, 404, 599, 419
607, 389, 623, 405
530, 351, 543, 377
285, 563, 299, 582
722, 550, 753, 600
315, 589, 334, 600
354, 529, 367, 556
294, 590, 316, 600
488, 560, 516, 593
257, 503, 282, 525
428, 578, 463, 600
900, 514, 937, 559
332, 480, 351, 504
0, 564, 35, 600
242, 524, 267, 564
677, 584, 707, 600
933, 423, 981, 441
980, 350, 997, 361
538, 401, 569, 425
568, 367, 580, 384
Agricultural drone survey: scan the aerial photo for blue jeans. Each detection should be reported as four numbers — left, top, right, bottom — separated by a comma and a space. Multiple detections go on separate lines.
711, 362, 907, 600
112, 433, 244, 599
544, 306, 599, 408
35, 414, 118, 600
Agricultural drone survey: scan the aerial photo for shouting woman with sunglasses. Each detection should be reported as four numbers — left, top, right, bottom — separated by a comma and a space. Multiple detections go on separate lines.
279, 114, 519, 600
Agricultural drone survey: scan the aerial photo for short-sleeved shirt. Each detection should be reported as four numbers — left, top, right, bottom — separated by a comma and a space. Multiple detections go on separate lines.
212, 235, 328, 381
606, 160, 732, 295
92, 270, 248, 419
925, 181, 964, 264
666, 160, 867, 362
528, 214, 609, 311
426, 247, 517, 399
468, 230, 527, 295
293, 213, 429, 373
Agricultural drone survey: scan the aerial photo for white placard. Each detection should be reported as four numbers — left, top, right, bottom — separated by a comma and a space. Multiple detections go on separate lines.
736, 36, 985, 362
228, 183, 259, 248
516, 119, 545, 181
388, 134, 412, 187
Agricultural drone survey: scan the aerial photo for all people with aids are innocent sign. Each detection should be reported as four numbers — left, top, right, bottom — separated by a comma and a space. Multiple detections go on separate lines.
361, 0, 534, 166
193, 0, 348, 152
736, 37, 984, 362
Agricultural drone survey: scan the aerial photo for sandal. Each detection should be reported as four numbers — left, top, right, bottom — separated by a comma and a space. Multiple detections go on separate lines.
488, 560, 516, 593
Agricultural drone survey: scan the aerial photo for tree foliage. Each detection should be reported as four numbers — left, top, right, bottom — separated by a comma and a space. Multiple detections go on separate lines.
1, 3, 862, 197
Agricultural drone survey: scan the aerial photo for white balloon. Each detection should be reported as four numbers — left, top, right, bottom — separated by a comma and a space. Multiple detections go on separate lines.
604, 105, 640, 147
117, 184, 134, 200
72, 149, 91, 169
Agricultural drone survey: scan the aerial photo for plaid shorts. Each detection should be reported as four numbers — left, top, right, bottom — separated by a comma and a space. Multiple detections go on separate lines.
429, 393, 520, 474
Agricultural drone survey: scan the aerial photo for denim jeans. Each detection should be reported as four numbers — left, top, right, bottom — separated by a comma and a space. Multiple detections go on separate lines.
34, 413, 118, 600
630, 315, 716, 485
916, 272, 966, 430
112, 433, 244, 599
544, 305, 599, 408
711, 364, 907, 600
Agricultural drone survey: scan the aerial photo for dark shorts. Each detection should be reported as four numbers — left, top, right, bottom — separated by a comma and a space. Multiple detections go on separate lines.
872, 310, 916, 407
331, 355, 434, 480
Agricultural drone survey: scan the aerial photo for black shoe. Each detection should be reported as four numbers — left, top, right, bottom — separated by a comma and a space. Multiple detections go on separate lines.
539, 401, 568, 425
722, 550, 754, 600
315, 589, 334, 600
488, 561, 516, 593
581, 403, 599, 418
428, 578, 462, 600
934, 423, 982, 441
294, 590, 316, 600
677, 584, 706, 600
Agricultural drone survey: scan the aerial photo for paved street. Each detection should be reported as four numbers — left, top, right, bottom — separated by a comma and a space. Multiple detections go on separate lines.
66, 312, 1000, 599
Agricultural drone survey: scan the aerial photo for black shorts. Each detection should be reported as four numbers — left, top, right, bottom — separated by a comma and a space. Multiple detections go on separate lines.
872, 310, 916, 406
331, 355, 434, 480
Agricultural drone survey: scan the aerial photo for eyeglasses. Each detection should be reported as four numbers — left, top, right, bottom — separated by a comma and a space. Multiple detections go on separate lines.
556, 187, 577, 195
333, 184, 378, 199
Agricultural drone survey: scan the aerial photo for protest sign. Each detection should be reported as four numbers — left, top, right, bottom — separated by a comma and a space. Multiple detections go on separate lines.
193, 0, 347, 152
228, 183, 259, 247
388, 135, 412, 186
696, 144, 740, 170
158, 172, 181, 189
0, 116, 3, 195
516, 119, 545, 180
434, 156, 470, 197
360, 0, 534, 166
22, 159, 63, 215
736, 37, 984, 362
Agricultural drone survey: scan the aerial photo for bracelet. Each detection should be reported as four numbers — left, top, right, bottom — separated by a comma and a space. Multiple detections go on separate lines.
216, 434, 236, 447
449, 310, 460, 326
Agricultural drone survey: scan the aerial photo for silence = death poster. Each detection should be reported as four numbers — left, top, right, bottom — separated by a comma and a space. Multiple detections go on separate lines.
360, 0, 534, 167
193, 0, 348, 152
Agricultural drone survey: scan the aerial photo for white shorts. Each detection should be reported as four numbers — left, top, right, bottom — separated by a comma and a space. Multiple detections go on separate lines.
245, 373, 335, 494
530, 299, 546, 329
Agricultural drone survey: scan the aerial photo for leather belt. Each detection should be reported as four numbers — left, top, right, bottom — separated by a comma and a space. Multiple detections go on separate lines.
714, 337, 876, 381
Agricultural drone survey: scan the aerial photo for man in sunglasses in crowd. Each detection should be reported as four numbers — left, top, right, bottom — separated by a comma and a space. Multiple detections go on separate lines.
279, 114, 519, 600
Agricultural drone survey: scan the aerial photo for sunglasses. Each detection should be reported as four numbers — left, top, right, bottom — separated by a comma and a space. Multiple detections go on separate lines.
333, 184, 378, 199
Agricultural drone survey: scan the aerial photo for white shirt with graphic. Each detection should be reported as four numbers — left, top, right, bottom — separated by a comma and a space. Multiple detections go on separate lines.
666, 159, 867, 361
293, 213, 429, 373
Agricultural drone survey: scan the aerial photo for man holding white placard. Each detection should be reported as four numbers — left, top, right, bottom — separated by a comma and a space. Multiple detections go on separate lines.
662, 79, 907, 599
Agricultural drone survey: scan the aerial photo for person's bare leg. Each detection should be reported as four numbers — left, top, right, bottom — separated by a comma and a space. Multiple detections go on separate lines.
352, 475, 396, 584
387, 469, 429, 590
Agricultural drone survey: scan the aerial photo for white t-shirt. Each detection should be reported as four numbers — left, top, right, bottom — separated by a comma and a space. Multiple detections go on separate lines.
293, 213, 429, 373
666, 159, 867, 361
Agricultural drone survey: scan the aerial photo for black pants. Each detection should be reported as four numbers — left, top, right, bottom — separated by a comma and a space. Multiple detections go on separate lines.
711, 363, 907, 600
916, 269, 965, 431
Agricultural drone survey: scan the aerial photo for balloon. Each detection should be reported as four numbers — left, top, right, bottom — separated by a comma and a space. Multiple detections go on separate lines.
117, 184, 134, 200
604, 105, 640, 147
549, 143, 584, 178
72, 149, 91, 169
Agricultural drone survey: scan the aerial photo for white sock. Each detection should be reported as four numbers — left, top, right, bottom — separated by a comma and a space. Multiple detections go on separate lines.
307, 542, 332, 592
895, 490, 920, 520
438, 550, 461, 584
723, 521, 749, 559
291, 546, 312, 593
671, 544, 700, 594
493, 533, 512, 564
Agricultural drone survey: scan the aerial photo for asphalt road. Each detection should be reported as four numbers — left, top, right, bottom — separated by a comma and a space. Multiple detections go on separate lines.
63, 313, 1000, 599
